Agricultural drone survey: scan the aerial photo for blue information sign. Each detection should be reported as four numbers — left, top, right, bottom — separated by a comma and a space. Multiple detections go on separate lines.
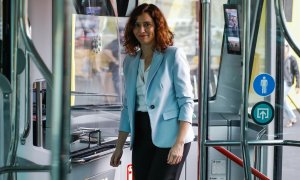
251, 101, 274, 125
253, 73, 275, 97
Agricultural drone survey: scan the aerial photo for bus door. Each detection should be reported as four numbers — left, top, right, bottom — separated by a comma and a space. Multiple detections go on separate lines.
199, 0, 300, 180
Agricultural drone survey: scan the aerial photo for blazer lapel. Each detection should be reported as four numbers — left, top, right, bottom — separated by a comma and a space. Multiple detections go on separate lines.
126, 52, 141, 114
146, 51, 164, 92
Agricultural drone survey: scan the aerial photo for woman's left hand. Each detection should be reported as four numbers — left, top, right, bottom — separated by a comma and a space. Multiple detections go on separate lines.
167, 142, 184, 165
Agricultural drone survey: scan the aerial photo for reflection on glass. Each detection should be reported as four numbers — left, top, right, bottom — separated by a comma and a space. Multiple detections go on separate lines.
73, 15, 122, 105
71, 15, 124, 150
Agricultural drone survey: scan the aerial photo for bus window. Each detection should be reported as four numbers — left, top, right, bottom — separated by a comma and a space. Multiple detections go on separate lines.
209, 0, 226, 97
71, 15, 122, 146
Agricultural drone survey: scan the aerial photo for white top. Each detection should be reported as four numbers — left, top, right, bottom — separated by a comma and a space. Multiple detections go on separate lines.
136, 59, 150, 112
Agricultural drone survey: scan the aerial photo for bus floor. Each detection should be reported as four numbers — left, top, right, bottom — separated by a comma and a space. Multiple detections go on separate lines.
282, 109, 300, 180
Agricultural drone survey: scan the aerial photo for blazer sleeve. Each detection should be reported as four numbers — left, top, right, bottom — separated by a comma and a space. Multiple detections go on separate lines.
173, 48, 195, 123
119, 57, 131, 132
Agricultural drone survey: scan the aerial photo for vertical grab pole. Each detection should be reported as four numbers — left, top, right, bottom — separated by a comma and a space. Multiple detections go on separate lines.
51, 0, 70, 179
241, 0, 252, 179
6, 1, 19, 179
62, 0, 72, 177
199, 0, 210, 180
51, 0, 72, 179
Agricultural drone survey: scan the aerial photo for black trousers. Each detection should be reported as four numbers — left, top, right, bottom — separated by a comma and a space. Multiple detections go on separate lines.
132, 111, 191, 180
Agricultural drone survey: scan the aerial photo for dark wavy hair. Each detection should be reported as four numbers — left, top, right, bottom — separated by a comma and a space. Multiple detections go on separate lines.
123, 3, 174, 55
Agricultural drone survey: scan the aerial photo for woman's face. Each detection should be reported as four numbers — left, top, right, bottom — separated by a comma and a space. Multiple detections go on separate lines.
133, 12, 156, 47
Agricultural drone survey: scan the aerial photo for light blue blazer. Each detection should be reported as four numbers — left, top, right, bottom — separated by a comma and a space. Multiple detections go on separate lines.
119, 46, 195, 148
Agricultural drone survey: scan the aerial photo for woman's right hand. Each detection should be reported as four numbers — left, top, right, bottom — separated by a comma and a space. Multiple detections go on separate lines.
110, 131, 129, 167
110, 148, 123, 167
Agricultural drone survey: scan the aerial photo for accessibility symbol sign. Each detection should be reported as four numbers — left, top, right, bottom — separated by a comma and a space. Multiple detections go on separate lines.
251, 101, 274, 125
253, 73, 275, 97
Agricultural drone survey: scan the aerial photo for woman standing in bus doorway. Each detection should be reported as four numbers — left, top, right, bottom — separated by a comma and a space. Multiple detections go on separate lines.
284, 43, 300, 128
110, 3, 195, 180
